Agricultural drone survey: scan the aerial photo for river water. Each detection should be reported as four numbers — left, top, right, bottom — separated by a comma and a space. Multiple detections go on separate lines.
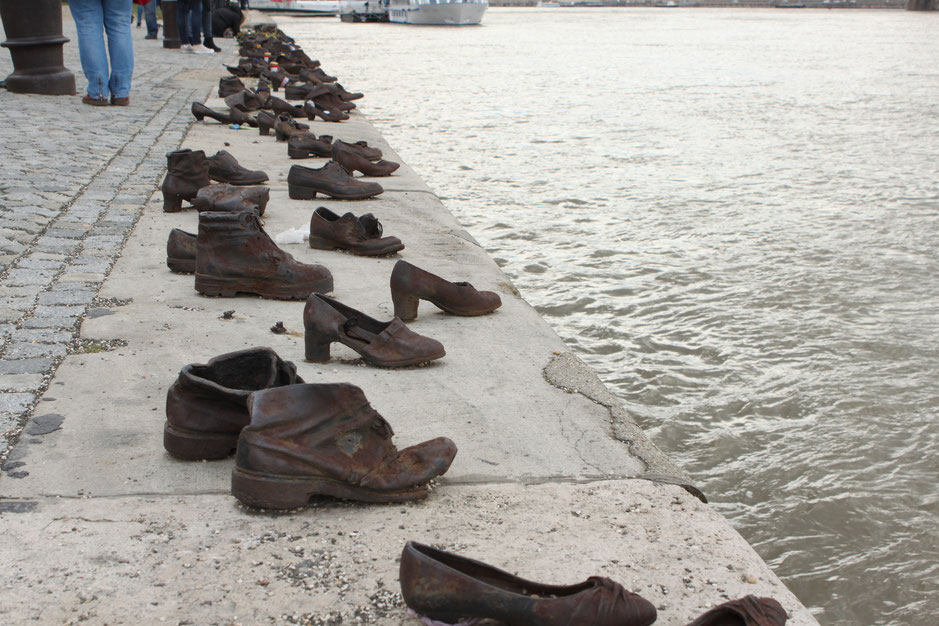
286, 8, 938, 625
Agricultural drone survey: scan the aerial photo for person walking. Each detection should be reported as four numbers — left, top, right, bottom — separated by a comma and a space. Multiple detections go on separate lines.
68, 0, 135, 106
134, 0, 159, 39
177, 0, 211, 53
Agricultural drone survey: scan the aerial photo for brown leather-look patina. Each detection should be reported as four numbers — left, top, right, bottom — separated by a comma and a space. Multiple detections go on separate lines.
309, 207, 403, 256
390, 260, 502, 321
218, 76, 245, 98
303, 100, 349, 123
163, 347, 302, 461
206, 150, 269, 186
687, 596, 787, 626
230, 383, 457, 509
274, 114, 311, 142
332, 139, 382, 162
191, 183, 270, 216
287, 162, 383, 200
191, 102, 257, 127
224, 87, 265, 112
331, 141, 399, 177
270, 96, 305, 118
166, 228, 196, 274
399, 542, 657, 626
161, 149, 211, 213
287, 133, 333, 159
195, 209, 333, 300
303, 293, 444, 367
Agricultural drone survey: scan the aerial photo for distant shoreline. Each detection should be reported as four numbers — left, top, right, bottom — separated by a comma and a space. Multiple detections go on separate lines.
488, 2, 904, 8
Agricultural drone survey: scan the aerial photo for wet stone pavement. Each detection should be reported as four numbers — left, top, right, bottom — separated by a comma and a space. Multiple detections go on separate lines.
0, 18, 232, 462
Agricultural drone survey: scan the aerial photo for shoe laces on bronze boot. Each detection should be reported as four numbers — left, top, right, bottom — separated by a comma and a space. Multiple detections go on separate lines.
164, 347, 303, 460
231, 383, 458, 509
161, 149, 211, 213
309, 207, 403, 256
390, 260, 502, 321
206, 150, 269, 186
195, 209, 333, 300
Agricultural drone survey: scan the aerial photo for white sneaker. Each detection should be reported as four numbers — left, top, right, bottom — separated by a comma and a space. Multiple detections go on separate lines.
181, 43, 192, 51
191, 44, 214, 55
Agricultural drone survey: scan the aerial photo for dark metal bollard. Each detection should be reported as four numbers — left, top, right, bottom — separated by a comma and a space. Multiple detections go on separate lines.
162, 0, 181, 49
0, 0, 76, 95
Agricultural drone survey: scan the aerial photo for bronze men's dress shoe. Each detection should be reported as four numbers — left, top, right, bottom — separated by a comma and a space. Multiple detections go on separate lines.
332, 139, 382, 161
195, 209, 333, 300
287, 133, 333, 159
166, 228, 196, 274
161, 149, 211, 213
687, 596, 787, 626
331, 141, 399, 177
206, 150, 269, 186
231, 383, 457, 509
390, 260, 502, 321
303, 294, 445, 367
164, 347, 303, 460
287, 162, 383, 200
274, 114, 311, 142
399, 542, 658, 626
309, 207, 403, 256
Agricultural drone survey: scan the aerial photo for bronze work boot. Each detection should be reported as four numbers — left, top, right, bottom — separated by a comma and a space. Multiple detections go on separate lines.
399, 542, 657, 626
166, 228, 196, 274
191, 183, 270, 216
161, 149, 211, 213
271, 95, 305, 118
303, 294, 444, 366
206, 150, 269, 186
224, 88, 265, 112
287, 133, 333, 159
195, 209, 333, 300
303, 100, 349, 123
390, 260, 502, 321
274, 115, 311, 142
164, 347, 303, 460
287, 162, 383, 200
218, 76, 245, 98
309, 207, 403, 256
333, 139, 382, 162
191, 102, 258, 128
687, 596, 787, 626
231, 383, 458, 509
331, 141, 399, 177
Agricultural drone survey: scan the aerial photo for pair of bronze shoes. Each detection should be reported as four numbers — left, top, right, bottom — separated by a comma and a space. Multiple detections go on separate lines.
163, 348, 457, 509
400, 542, 787, 626
285, 141, 397, 199
161, 149, 268, 212
302, 261, 502, 367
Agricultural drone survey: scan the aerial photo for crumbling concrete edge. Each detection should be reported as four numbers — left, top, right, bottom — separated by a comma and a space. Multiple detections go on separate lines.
543, 351, 707, 503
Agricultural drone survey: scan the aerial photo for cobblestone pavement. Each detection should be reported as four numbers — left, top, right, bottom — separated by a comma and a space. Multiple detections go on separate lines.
0, 17, 232, 461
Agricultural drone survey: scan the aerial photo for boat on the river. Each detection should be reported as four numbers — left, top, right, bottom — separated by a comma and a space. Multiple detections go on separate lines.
250, 0, 340, 15
386, 0, 488, 25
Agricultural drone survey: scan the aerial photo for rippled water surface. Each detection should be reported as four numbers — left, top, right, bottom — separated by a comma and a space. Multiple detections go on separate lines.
287, 9, 938, 624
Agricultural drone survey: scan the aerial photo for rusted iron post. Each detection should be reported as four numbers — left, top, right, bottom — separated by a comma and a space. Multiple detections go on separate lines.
162, 0, 182, 49
0, 0, 76, 95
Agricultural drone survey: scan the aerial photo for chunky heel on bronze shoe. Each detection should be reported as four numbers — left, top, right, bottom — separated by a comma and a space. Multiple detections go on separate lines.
163, 195, 184, 213
391, 291, 420, 321
288, 185, 318, 200
164, 423, 238, 460
304, 334, 331, 362
287, 143, 310, 159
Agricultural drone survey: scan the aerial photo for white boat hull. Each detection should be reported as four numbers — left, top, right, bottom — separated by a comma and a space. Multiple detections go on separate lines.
388, 2, 487, 25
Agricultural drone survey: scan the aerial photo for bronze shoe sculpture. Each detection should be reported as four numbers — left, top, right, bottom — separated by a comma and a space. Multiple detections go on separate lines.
333, 139, 382, 162
256, 110, 277, 136
312, 92, 355, 112
287, 133, 333, 159
390, 260, 502, 321
164, 347, 303, 460
284, 81, 321, 101
224, 88, 265, 112
191, 183, 270, 216
161, 149, 211, 213
303, 294, 445, 366
687, 596, 787, 626
231, 383, 457, 509
166, 228, 196, 274
303, 100, 349, 123
287, 162, 383, 200
191, 102, 258, 127
301, 67, 336, 83
332, 82, 363, 101
331, 141, 399, 177
206, 150, 269, 186
271, 95, 305, 118
195, 209, 333, 300
218, 76, 245, 98
399, 542, 657, 626
309, 207, 403, 256
274, 114, 311, 142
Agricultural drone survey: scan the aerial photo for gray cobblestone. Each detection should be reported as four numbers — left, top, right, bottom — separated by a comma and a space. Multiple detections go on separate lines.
15, 257, 65, 270
4, 342, 68, 359
37, 288, 97, 306
0, 393, 35, 414
0, 358, 53, 374
11, 329, 73, 344
0, 373, 44, 392
4, 269, 57, 287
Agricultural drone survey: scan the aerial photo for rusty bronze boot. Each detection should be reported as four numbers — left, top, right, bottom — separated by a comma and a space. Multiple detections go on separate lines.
303, 293, 444, 367
331, 141, 399, 177
309, 207, 403, 256
287, 162, 383, 200
390, 260, 502, 321
399, 542, 657, 626
218, 76, 245, 98
230, 383, 458, 509
166, 228, 196, 274
161, 149, 211, 213
195, 209, 333, 300
287, 133, 333, 159
164, 347, 303, 460
191, 183, 270, 216
206, 150, 270, 186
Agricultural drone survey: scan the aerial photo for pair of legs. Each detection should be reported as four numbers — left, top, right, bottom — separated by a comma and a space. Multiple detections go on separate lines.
138, 1, 158, 37
178, 0, 214, 48
68, 0, 134, 101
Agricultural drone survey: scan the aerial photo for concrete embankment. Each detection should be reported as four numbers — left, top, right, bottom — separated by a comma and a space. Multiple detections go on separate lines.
0, 19, 816, 626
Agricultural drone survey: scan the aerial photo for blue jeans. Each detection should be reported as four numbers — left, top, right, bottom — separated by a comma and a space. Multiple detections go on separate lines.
68, 0, 135, 99
177, 0, 199, 45
144, 1, 159, 37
